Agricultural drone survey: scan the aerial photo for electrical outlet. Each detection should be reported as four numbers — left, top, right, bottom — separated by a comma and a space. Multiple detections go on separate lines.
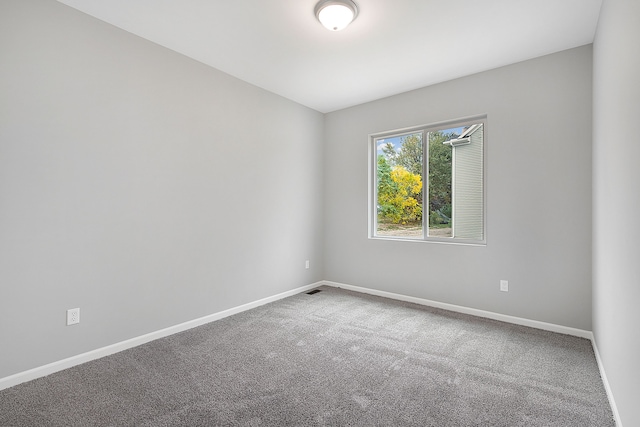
67, 308, 80, 325
305, 260, 310, 269
500, 280, 509, 292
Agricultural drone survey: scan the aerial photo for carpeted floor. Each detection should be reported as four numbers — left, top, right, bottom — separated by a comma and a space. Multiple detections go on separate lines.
0, 286, 615, 426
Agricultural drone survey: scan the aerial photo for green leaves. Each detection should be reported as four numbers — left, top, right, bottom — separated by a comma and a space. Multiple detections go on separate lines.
428, 132, 453, 224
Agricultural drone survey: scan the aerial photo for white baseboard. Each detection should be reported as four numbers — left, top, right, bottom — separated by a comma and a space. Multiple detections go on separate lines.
1, 279, 622, 427
321, 281, 592, 338
591, 337, 624, 427
0, 281, 323, 391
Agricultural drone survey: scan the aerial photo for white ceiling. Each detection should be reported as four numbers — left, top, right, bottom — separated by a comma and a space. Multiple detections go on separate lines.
56, 0, 603, 113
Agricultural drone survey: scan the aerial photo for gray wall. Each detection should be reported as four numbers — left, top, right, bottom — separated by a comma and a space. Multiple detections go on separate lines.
0, 0, 324, 379
593, 0, 640, 425
324, 46, 593, 330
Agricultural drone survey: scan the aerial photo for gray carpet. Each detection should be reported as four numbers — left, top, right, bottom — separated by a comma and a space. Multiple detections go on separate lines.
0, 286, 614, 426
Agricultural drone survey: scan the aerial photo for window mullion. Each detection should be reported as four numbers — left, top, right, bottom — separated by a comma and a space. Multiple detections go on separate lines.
423, 130, 429, 239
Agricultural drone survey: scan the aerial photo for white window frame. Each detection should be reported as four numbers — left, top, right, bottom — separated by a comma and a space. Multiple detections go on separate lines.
368, 115, 487, 245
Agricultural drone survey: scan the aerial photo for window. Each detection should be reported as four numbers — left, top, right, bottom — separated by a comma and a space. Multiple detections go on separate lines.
370, 117, 485, 244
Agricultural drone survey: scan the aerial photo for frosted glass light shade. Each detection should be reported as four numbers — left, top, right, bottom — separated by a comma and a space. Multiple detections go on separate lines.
315, 0, 358, 31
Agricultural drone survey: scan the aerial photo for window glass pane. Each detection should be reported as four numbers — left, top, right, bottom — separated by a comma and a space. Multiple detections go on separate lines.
427, 129, 455, 238
375, 133, 423, 238
440, 123, 484, 240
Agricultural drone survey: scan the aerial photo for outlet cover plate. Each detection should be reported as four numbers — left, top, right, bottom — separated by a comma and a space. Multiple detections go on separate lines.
67, 308, 80, 325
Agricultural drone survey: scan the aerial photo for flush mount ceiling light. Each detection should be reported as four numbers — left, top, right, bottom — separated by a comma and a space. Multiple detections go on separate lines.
315, 0, 358, 31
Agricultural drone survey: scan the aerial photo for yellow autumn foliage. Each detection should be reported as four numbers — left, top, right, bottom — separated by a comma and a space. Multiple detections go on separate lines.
378, 166, 423, 224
